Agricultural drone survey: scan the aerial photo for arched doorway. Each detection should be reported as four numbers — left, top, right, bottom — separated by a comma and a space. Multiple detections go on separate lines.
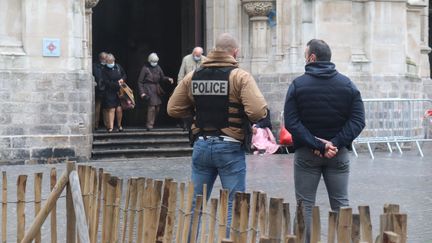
92, 0, 205, 127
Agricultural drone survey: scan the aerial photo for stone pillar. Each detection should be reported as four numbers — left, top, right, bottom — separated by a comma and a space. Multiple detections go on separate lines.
85, 0, 100, 72
241, 0, 273, 74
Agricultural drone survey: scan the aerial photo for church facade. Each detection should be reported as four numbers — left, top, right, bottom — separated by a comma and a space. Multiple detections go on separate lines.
0, 0, 431, 163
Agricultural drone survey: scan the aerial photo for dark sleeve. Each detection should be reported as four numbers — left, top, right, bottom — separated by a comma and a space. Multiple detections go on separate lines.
137, 66, 147, 96
330, 82, 366, 148
284, 82, 326, 154
118, 64, 127, 80
93, 64, 103, 85
158, 66, 170, 82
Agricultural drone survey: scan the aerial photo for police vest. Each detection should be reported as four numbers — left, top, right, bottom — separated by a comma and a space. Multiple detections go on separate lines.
191, 67, 244, 131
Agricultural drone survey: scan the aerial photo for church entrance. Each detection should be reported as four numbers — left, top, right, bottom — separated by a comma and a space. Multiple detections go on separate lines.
92, 0, 204, 127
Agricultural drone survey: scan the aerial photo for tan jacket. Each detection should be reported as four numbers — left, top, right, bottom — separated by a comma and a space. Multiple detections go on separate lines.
177, 54, 207, 82
168, 50, 267, 141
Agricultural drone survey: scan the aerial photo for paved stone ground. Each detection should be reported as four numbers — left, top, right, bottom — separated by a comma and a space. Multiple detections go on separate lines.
0, 145, 431, 242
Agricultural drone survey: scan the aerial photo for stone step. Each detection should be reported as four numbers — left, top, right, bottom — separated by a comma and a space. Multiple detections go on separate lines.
93, 138, 190, 149
92, 127, 192, 159
91, 147, 193, 159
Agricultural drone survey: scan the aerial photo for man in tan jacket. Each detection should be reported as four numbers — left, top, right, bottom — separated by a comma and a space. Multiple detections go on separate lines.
168, 33, 267, 236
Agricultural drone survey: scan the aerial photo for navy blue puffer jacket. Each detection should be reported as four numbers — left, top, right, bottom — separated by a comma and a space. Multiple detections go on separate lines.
283, 61, 365, 154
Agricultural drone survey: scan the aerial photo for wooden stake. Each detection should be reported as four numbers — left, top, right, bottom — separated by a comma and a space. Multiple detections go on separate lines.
89, 167, 98, 243
34, 173, 43, 243
163, 181, 178, 243
311, 206, 321, 243
383, 204, 400, 214
259, 237, 271, 243
181, 182, 194, 243
250, 192, 260, 243
126, 178, 139, 243
200, 184, 208, 243
218, 189, 229, 243
221, 239, 233, 243
239, 193, 250, 243
352, 214, 360, 243
1, 172, 6, 243
327, 211, 337, 243
136, 178, 146, 243
101, 173, 111, 243
142, 178, 154, 243
111, 178, 123, 242
17, 175, 27, 243
337, 207, 353, 243
383, 231, 399, 243
295, 200, 305, 243
392, 214, 407, 243
69, 170, 91, 243
20, 163, 73, 243
190, 195, 203, 243
157, 178, 173, 242
66, 162, 77, 243
121, 178, 133, 243
268, 198, 283, 243
285, 235, 296, 243
92, 168, 103, 243
149, 180, 163, 242
83, 166, 92, 224
230, 193, 242, 243
258, 192, 268, 237
358, 206, 373, 243
175, 182, 186, 243
282, 203, 291, 238
50, 168, 57, 243
208, 198, 218, 243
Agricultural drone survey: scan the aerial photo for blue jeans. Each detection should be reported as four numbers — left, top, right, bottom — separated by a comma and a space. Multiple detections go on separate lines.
294, 147, 350, 243
191, 137, 246, 236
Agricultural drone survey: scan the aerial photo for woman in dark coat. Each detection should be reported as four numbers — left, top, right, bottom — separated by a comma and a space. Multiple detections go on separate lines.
102, 53, 127, 132
137, 53, 173, 130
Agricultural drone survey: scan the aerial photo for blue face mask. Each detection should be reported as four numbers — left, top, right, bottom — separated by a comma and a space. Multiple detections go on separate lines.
107, 63, 115, 68
150, 62, 158, 67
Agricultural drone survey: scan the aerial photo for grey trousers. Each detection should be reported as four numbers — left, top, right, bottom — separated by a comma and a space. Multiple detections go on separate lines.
294, 147, 350, 243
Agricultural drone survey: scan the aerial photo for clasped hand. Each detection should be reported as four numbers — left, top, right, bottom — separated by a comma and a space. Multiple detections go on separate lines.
313, 137, 338, 159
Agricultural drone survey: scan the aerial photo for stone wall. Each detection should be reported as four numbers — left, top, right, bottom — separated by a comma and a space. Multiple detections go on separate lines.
0, 71, 93, 164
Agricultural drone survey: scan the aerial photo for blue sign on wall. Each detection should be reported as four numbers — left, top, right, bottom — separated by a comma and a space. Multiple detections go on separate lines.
42, 38, 61, 57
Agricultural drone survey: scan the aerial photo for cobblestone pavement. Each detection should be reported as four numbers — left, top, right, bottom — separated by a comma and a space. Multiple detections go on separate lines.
0, 145, 431, 242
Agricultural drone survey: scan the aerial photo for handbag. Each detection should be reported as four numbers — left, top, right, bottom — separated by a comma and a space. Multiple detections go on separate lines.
118, 83, 136, 110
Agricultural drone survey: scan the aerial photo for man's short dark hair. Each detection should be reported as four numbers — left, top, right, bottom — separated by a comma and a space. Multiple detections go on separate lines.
306, 39, 331, 62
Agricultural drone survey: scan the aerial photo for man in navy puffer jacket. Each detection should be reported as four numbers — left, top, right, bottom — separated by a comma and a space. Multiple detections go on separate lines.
284, 39, 365, 243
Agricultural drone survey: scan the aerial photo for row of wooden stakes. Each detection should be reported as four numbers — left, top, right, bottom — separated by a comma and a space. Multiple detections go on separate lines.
1, 162, 407, 243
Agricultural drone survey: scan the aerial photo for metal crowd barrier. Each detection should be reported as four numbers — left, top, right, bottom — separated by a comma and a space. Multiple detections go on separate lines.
352, 98, 432, 159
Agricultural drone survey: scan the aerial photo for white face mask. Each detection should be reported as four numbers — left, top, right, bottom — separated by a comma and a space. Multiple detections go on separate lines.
193, 56, 201, 62
107, 63, 115, 68
150, 62, 158, 67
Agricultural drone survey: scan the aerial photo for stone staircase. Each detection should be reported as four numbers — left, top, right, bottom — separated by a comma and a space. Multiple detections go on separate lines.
91, 128, 193, 159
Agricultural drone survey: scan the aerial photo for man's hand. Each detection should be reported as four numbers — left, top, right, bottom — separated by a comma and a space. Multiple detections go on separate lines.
118, 79, 125, 85
168, 78, 174, 84
313, 137, 338, 159
141, 93, 147, 99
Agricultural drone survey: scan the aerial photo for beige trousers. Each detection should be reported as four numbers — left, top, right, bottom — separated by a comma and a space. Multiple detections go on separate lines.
146, 105, 160, 129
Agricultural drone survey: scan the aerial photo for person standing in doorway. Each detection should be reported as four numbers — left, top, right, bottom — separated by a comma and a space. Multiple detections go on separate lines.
284, 39, 365, 243
138, 53, 174, 131
167, 33, 267, 235
102, 53, 127, 133
177, 46, 206, 82
177, 47, 206, 130
93, 52, 107, 130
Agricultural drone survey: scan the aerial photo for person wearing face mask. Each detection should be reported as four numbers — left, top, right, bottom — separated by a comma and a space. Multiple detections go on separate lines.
177, 47, 206, 82
101, 53, 127, 133
93, 52, 107, 130
283, 39, 365, 243
137, 53, 174, 131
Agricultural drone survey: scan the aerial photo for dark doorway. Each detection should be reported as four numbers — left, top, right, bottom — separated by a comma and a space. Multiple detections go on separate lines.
92, 0, 204, 127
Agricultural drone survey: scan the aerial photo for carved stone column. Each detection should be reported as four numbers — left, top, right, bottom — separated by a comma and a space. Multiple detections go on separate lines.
241, 0, 274, 73
84, 0, 100, 71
